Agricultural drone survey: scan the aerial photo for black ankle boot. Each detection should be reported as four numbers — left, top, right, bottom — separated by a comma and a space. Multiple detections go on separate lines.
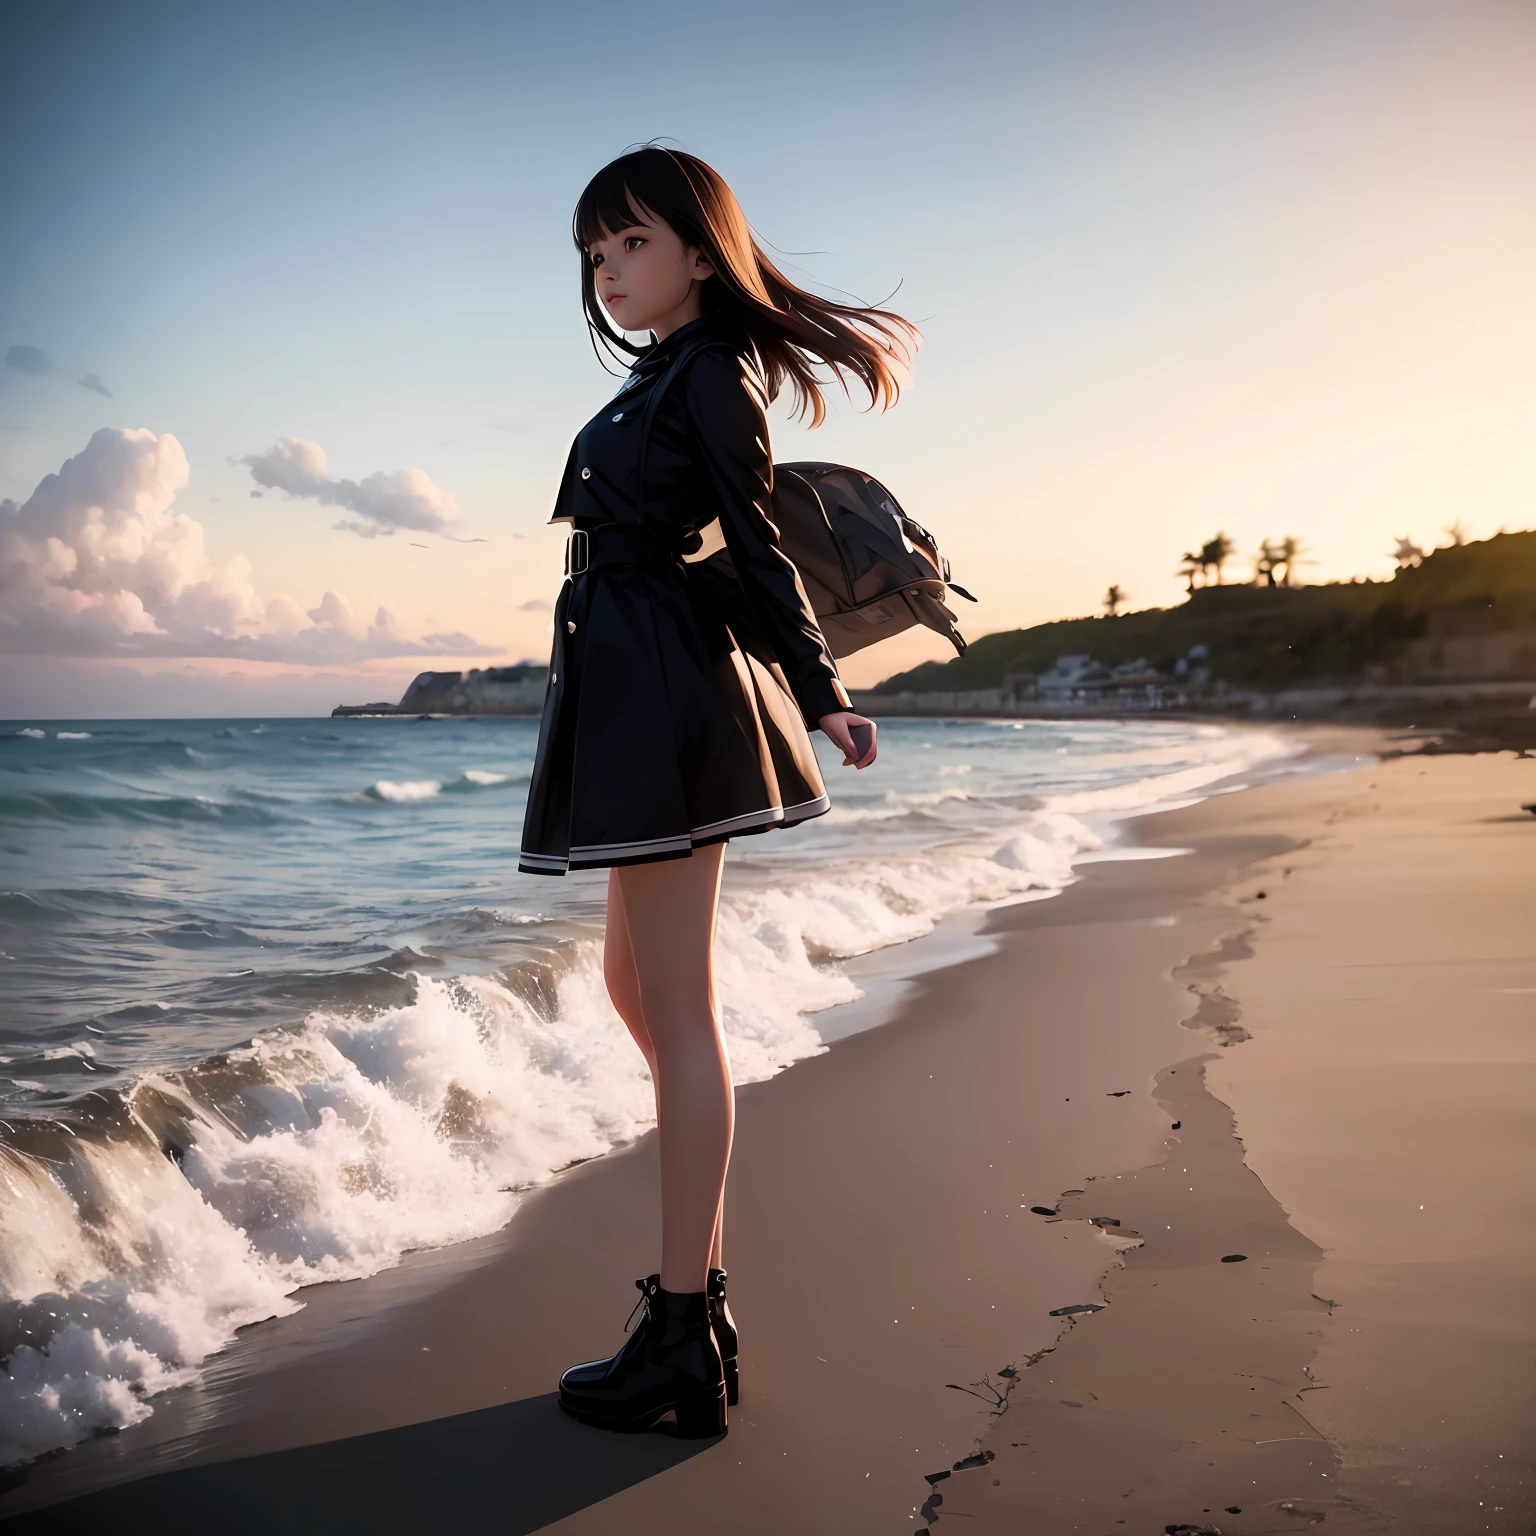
556, 1277, 655, 1395
559, 1279, 726, 1437
567, 1270, 740, 1407
707, 1268, 739, 1407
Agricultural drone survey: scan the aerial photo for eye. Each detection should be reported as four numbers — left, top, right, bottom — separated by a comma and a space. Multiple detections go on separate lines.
624, 236, 645, 252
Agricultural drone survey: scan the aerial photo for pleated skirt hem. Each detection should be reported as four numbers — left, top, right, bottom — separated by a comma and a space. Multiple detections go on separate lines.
517, 792, 830, 876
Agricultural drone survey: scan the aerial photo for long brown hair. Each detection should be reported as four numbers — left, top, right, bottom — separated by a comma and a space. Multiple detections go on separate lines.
574, 147, 919, 426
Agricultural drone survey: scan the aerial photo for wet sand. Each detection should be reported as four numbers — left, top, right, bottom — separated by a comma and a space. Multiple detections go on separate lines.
929, 750, 1536, 1534
4, 741, 1533, 1533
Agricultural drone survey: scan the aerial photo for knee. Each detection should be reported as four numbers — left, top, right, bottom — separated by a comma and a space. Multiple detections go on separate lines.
605, 978, 643, 1033
603, 957, 645, 1032
635, 987, 722, 1055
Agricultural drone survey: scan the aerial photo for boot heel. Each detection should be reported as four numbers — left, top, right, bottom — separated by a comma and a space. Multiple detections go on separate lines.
723, 1357, 739, 1408
673, 1384, 727, 1439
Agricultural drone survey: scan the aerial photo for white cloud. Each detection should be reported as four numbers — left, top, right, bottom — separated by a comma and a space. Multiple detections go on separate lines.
238, 437, 459, 538
0, 428, 496, 662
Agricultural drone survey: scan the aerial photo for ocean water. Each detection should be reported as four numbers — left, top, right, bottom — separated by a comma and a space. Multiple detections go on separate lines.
0, 714, 1298, 1465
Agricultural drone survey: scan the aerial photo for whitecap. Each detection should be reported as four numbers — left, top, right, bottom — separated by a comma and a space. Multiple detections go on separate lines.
0, 720, 1304, 1469
364, 779, 442, 803
442, 769, 513, 792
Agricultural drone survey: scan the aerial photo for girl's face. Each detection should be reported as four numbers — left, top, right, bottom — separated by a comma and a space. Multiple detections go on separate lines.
587, 213, 715, 338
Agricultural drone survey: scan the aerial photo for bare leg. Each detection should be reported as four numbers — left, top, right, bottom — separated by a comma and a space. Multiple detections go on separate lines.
604, 869, 657, 1091
606, 868, 726, 1272
613, 844, 732, 1292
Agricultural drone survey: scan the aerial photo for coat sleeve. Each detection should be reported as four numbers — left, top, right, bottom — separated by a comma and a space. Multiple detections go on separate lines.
683, 347, 851, 729
547, 438, 580, 525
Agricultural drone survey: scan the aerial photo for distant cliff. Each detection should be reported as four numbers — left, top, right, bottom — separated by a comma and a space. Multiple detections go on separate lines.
333, 664, 547, 717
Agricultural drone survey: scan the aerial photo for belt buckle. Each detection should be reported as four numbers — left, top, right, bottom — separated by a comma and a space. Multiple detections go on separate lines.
566, 528, 589, 576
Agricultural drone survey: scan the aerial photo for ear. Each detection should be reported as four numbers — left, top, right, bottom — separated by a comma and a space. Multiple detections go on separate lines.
690, 247, 716, 281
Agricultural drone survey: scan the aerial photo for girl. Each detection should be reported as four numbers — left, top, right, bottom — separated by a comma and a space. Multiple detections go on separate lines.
521, 146, 916, 1439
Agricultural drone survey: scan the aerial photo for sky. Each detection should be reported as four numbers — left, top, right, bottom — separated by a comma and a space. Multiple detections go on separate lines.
2, 0, 1533, 717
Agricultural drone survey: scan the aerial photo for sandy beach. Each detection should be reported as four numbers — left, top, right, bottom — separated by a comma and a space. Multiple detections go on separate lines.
3, 737, 1532, 1534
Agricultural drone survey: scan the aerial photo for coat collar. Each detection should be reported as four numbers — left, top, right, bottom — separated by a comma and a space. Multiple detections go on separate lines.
633, 316, 713, 372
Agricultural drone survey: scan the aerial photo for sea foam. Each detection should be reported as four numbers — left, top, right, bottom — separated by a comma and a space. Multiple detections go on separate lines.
0, 727, 1295, 1466
365, 778, 443, 803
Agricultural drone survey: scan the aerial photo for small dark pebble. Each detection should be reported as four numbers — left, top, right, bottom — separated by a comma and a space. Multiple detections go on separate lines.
1090, 1216, 1121, 1227
997, 1366, 1017, 1378
952, 1450, 993, 1471
1030, 1206, 1058, 1216
1049, 1302, 1104, 1317
1106, 1090, 1131, 1097
1171, 1120, 1182, 1130
1221, 1254, 1248, 1263
1255, 890, 1267, 899
1227, 1509, 1243, 1515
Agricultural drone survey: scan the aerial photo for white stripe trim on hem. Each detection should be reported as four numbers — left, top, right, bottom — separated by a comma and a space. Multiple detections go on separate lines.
570, 832, 695, 863
522, 792, 832, 872
778, 793, 831, 825
690, 805, 783, 838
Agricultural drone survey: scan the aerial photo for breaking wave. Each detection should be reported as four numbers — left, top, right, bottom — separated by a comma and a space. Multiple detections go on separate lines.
0, 720, 1303, 1467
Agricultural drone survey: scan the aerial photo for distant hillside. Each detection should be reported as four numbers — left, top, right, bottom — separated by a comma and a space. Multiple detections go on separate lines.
873, 530, 1536, 694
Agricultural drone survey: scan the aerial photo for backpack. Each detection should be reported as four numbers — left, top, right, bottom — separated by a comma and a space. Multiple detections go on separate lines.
701, 462, 975, 659
638, 337, 976, 660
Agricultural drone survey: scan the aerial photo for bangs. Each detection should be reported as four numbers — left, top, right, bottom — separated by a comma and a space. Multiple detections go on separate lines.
573, 165, 653, 251
571, 145, 918, 407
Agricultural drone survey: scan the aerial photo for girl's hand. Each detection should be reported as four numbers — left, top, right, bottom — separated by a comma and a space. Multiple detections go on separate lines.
818, 711, 877, 769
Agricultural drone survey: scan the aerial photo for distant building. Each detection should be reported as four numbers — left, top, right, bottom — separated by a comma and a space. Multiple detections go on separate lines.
1036, 654, 1110, 697
1034, 653, 1170, 709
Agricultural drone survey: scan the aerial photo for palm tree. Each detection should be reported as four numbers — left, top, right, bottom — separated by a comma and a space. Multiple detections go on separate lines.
1178, 552, 1203, 594
1256, 535, 1310, 587
1199, 532, 1235, 585
1103, 584, 1127, 616
1271, 535, 1307, 587
1392, 536, 1425, 568
1443, 518, 1469, 548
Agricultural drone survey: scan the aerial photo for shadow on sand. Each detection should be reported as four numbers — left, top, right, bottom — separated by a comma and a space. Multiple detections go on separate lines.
2, 1394, 714, 1534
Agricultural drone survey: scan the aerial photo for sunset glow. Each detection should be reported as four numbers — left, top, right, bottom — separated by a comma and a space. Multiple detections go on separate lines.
3, 2, 1531, 711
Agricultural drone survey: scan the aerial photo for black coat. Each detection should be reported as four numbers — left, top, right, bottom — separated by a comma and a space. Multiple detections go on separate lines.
518, 319, 851, 875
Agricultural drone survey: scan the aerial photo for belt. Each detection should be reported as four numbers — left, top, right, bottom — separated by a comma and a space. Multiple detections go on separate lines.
565, 523, 688, 577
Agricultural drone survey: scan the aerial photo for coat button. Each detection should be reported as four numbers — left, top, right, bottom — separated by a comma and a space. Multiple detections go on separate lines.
567, 620, 576, 633
611, 412, 624, 422
551, 672, 557, 684
580, 467, 591, 480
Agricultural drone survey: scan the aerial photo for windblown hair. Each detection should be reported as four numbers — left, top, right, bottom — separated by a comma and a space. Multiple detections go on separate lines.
574, 147, 919, 426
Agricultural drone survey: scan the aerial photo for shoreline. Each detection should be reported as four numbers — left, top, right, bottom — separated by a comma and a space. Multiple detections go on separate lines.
5, 732, 1531, 1532
0, 741, 1331, 1528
